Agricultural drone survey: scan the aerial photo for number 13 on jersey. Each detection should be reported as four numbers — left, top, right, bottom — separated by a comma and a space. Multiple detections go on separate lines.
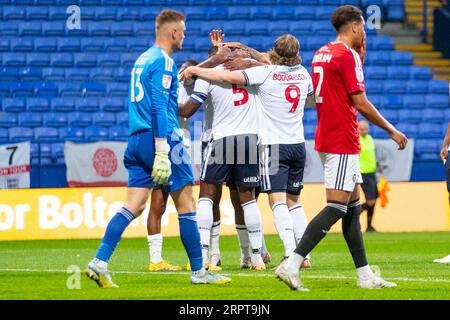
130, 67, 144, 103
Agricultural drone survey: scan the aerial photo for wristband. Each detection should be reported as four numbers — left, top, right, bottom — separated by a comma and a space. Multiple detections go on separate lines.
155, 138, 170, 153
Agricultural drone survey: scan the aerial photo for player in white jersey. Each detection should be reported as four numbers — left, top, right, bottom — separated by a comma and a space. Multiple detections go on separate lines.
182, 34, 315, 268
179, 45, 267, 270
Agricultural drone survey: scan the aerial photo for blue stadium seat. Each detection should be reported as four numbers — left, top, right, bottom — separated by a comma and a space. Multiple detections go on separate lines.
27, 98, 50, 112
88, 22, 111, 36
42, 68, 65, 81
11, 82, 37, 97
307, 36, 333, 51
415, 139, 440, 155
35, 38, 57, 52
66, 69, 90, 81
20, 67, 42, 81
80, 0, 102, 5
301, 51, 315, 65
105, 38, 127, 52
109, 126, 128, 141
254, 0, 277, 4
140, 7, 161, 21
395, 123, 418, 137
373, 36, 395, 50
111, 23, 134, 37
59, 83, 82, 97
380, 95, 403, 109
57, 38, 81, 52
90, 68, 114, 82
68, 112, 92, 127
18, 112, 43, 127
183, 7, 207, 21
250, 6, 272, 20
402, 95, 425, 109
52, 97, 75, 112
294, 7, 317, 20
365, 66, 387, 79
315, 6, 335, 19
226, 7, 249, 20
133, 22, 154, 36
185, 21, 202, 36
272, 6, 296, 20
384, 80, 407, 94
34, 127, 59, 142
3, 98, 26, 112
85, 126, 109, 141
108, 83, 129, 96
0, 112, 18, 127
387, 6, 405, 21
0, 22, 19, 36
246, 21, 269, 35
42, 22, 64, 36
407, 80, 429, 94
367, 51, 391, 65
59, 127, 84, 142
422, 108, 444, 123
0, 38, 10, 51
194, 38, 213, 52
446, 108, 450, 122
27, 53, 50, 67
74, 53, 97, 68
304, 124, 315, 139
4, 7, 26, 20
95, 7, 117, 20
81, 38, 105, 52
48, 7, 70, 20
76, 97, 100, 112
82, 83, 107, 97
43, 112, 68, 127
0, 83, 10, 96
380, 109, 398, 124
116, 7, 141, 21
9, 127, 33, 141
429, 80, 449, 94
410, 66, 432, 80
0, 67, 19, 81
311, 21, 335, 34
289, 21, 313, 34
113, 68, 131, 82
127, 37, 149, 52
3, 53, 26, 67
224, 21, 246, 36
370, 125, 389, 139
367, 94, 381, 106
97, 53, 121, 67
100, 97, 125, 112
125, 0, 145, 5
303, 108, 317, 124
0, 128, 9, 143
51, 143, 65, 163
93, 112, 116, 127
121, 53, 138, 67
246, 38, 264, 52
387, 66, 410, 80
364, 80, 384, 94
36, 82, 58, 97
51, 53, 74, 67
116, 112, 129, 126
418, 122, 443, 138
26, 7, 49, 21
391, 51, 413, 65
12, 38, 34, 52
426, 94, 449, 109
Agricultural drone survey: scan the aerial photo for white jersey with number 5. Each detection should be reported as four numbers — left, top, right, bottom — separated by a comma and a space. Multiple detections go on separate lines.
190, 65, 258, 141
242, 65, 313, 145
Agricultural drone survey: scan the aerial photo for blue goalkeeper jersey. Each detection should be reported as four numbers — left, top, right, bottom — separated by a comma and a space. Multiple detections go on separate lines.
128, 45, 180, 139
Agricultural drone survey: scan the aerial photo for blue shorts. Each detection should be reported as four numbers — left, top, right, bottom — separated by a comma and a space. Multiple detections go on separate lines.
259, 143, 306, 195
124, 130, 194, 192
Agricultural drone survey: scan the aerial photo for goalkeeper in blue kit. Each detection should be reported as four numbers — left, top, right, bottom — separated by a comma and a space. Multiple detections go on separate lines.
84, 9, 231, 287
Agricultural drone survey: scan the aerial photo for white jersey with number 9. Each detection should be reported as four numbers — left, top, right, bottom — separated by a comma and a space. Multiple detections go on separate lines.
242, 64, 313, 145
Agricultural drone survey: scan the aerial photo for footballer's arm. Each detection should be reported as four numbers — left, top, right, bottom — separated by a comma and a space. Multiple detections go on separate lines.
183, 67, 246, 86
178, 99, 202, 118
351, 91, 408, 150
305, 94, 316, 108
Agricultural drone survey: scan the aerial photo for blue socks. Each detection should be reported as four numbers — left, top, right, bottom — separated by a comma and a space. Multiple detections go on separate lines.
95, 207, 135, 263
178, 212, 203, 272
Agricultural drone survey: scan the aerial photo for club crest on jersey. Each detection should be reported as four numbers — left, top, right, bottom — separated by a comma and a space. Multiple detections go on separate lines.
162, 74, 172, 89
355, 67, 364, 82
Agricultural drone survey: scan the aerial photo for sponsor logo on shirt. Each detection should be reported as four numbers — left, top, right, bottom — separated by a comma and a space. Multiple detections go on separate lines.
355, 66, 364, 82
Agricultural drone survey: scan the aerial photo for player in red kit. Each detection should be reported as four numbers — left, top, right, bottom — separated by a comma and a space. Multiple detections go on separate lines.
276, 5, 408, 291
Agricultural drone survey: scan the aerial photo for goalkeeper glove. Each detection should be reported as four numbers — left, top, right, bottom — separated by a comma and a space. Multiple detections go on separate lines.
151, 139, 171, 185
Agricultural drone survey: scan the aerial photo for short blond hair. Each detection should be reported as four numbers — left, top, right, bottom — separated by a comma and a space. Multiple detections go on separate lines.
155, 9, 185, 33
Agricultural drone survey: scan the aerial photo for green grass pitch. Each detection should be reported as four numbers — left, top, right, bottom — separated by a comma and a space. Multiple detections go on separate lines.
0, 232, 449, 300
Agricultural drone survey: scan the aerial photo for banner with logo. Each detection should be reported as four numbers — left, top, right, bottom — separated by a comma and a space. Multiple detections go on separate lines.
303, 139, 415, 182
64, 141, 128, 187
0, 142, 30, 189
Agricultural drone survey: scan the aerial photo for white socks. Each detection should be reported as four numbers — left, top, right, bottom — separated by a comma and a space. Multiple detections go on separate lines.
92, 258, 107, 270
357, 265, 374, 278
197, 197, 214, 263
284, 252, 304, 273
210, 220, 221, 257
272, 202, 297, 257
147, 233, 163, 264
236, 224, 251, 259
289, 204, 310, 259
242, 200, 263, 259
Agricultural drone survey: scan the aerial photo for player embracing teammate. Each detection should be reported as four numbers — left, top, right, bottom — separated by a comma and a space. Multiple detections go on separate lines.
275, 5, 408, 291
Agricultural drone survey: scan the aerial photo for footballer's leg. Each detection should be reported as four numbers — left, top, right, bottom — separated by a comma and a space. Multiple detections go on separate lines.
231, 185, 252, 268
171, 183, 230, 284
209, 186, 222, 267
85, 187, 151, 288
147, 187, 182, 272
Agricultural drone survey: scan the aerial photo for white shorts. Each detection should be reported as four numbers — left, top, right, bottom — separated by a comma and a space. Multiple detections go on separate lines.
319, 153, 363, 192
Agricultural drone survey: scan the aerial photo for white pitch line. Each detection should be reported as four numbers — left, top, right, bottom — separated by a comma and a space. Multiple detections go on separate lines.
0, 268, 449, 284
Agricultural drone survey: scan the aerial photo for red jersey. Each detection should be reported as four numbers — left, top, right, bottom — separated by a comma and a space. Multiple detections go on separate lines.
311, 42, 365, 154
